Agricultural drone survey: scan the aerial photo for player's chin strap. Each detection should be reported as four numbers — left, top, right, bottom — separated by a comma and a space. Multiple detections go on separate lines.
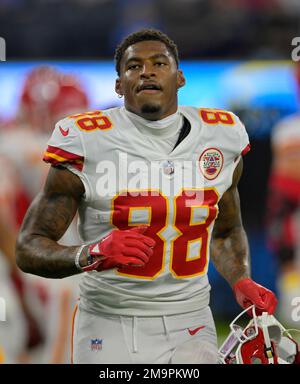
260, 312, 275, 364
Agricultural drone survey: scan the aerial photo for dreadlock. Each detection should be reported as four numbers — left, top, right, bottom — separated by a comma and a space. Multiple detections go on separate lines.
114, 28, 179, 76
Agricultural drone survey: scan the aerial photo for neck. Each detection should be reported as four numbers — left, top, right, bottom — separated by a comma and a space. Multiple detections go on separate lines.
124, 108, 182, 139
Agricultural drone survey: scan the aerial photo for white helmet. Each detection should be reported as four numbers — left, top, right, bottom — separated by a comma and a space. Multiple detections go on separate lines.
218, 305, 300, 364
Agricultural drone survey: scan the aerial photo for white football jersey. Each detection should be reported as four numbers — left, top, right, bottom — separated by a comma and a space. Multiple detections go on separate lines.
43, 106, 250, 316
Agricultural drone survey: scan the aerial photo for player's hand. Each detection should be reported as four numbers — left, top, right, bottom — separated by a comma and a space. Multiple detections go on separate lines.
233, 277, 278, 316
81, 226, 156, 272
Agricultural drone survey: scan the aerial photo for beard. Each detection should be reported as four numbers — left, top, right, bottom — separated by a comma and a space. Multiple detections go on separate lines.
140, 102, 161, 116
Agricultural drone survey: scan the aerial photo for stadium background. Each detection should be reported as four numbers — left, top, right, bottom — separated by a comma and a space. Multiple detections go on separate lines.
0, 0, 299, 363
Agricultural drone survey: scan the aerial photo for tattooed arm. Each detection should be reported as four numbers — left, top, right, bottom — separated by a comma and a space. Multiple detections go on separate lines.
210, 158, 250, 287
16, 166, 86, 278
211, 158, 278, 314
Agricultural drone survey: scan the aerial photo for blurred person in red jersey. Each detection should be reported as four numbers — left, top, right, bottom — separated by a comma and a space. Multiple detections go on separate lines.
1, 66, 89, 200
0, 65, 89, 363
266, 62, 300, 326
0, 158, 31, 363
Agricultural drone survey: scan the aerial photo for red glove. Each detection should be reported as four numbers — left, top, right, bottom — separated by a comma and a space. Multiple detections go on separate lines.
81, 226, 156, 272
233, 277, 278, 316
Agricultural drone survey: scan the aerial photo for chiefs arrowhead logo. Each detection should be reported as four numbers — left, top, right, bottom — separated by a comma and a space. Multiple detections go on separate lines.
59, 126, 69, 137
199, 148, 224, 180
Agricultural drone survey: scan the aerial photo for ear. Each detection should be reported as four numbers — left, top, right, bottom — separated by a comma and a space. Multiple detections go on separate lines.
115, 78, 123, 97
177, 69, 186, 89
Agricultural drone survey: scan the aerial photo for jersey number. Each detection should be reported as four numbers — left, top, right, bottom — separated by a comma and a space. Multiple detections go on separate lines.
200, 109, 234, 125
70, 110, 112, 131
111, 188, 219, 279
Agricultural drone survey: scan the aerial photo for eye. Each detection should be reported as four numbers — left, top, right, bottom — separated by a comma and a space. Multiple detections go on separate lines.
155, 62, 166, 67
128, 64, 140, 70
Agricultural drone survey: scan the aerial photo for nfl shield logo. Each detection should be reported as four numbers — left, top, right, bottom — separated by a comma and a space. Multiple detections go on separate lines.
91, 339, 102, 351
161, 160, 175, 175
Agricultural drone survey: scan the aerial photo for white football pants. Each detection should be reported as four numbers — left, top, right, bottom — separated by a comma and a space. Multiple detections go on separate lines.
71, 305, 218, 364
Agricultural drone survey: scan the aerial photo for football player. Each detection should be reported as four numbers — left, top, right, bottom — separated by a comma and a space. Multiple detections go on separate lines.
0, 197, 28, 363
0, 66, 88, 363
266, 63, 300, 327
16, 29, 277, 364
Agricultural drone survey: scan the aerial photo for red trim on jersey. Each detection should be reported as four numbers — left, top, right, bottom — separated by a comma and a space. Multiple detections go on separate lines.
241, 143, 251, 156
43, 145, 84, 171
46, 145, 84, 161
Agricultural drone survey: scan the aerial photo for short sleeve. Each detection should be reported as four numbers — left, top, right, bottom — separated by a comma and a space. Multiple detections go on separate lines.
235, 115, 250, 156
43, 117, 84, 171
43, 117, 92, 200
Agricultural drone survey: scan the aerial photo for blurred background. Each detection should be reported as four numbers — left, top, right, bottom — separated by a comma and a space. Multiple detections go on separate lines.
1, 0, 300, 363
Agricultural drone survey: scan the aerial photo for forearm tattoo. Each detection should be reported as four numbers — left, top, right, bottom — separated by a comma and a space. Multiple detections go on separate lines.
210, 225, 250, 287
16, 166, 87, 278
210, 159, 250, 287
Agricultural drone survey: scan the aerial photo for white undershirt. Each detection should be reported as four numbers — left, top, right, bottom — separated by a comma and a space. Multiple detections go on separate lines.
125, 109, 183, 155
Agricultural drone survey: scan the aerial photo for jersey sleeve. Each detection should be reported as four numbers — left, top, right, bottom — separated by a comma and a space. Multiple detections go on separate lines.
43, 117, 91, 199
43, 117, 84, 171
234, 114, 250, 157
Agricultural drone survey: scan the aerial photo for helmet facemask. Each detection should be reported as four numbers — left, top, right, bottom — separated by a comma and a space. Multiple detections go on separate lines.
219, 305, 300, 364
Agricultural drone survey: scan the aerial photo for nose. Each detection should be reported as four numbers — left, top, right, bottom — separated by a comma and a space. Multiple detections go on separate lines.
140, 61, 155, 78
